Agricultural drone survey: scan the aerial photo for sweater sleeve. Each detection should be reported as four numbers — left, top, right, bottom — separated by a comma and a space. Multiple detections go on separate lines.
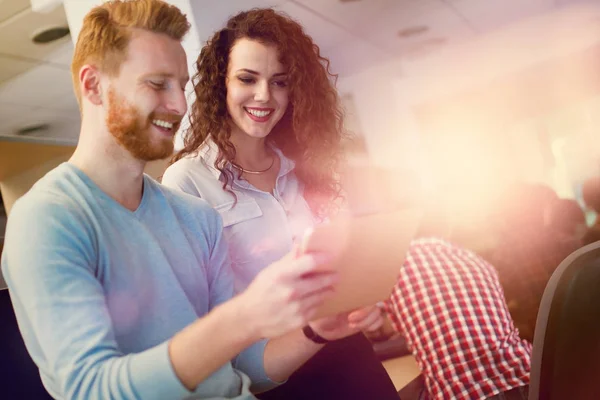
203, 210, 282, 393
1, 197, 191, 400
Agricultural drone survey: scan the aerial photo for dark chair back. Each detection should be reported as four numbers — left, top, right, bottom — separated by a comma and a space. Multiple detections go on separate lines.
529, 242, 600, 400
0, 289, 52, 399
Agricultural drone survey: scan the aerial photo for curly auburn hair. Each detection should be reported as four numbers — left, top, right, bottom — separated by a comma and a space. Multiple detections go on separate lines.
170, 8, 346, 218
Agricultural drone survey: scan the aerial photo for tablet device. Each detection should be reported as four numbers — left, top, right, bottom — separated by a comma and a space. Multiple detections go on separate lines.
304, 208, 422, 319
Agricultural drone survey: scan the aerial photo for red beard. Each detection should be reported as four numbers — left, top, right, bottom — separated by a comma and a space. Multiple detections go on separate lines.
106, 87, 177, 161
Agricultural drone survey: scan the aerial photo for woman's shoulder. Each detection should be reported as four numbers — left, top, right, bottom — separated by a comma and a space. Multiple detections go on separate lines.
163, 154, 212, 180
162, 154, 225, 201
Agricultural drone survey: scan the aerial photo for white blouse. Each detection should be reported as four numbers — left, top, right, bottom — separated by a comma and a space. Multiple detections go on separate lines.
162, 142, 315, 293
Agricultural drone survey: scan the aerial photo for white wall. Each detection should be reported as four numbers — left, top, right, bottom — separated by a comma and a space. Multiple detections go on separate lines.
337, 58, 423, 173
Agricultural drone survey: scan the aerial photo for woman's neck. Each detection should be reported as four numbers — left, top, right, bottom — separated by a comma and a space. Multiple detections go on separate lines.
229, 129, 273, 170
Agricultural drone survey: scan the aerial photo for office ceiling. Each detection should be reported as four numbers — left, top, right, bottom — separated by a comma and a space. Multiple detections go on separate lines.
0, 0, 594, 143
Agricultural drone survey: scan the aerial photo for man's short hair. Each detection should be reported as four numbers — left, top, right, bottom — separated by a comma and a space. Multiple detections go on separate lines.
71, 0, 190, 107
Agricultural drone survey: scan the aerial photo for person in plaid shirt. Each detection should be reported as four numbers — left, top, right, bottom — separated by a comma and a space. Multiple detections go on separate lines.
384, 238, 531, 400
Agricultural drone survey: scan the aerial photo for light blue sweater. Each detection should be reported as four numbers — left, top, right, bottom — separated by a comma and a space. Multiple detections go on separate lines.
1, 163, 276, 399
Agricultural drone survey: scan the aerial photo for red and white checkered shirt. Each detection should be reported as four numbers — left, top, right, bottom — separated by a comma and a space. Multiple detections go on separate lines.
385, 238, 531, 400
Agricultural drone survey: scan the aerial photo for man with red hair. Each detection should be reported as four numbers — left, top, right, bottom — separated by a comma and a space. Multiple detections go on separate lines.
1, 1, 378, 399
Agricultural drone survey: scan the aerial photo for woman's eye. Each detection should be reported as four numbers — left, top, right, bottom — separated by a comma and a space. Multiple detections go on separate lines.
272, 80, 287, 88
238, 77, 255, 84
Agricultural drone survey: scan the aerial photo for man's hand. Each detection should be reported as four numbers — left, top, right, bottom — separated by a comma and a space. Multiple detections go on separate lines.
309, 305, 385, 341
238, 248, 339, 340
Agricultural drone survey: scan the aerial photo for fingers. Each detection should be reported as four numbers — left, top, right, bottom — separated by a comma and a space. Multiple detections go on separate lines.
361, 314, 384, 332
348, 306, 384, 331
299, 227, 314, 254
348, 306, 377, 322
297, 286, 336, 320
272, 282, 336, 332
277, 251, 334, 279
290, 271, 339, 300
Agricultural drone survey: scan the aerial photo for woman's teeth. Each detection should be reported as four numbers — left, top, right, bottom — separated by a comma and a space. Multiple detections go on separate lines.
246, 108, 272, 117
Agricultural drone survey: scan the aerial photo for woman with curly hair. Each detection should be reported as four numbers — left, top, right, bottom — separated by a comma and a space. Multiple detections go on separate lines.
162, 8, 398, 400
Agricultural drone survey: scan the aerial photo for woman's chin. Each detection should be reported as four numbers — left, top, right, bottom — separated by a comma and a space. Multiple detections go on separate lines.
241, 129, 272, 139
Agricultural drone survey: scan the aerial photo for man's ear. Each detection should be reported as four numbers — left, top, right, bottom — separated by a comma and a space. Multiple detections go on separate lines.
79, 65, 103, 106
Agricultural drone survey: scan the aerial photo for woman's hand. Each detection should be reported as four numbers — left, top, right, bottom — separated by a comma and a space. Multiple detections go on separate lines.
309, 305, 385, 341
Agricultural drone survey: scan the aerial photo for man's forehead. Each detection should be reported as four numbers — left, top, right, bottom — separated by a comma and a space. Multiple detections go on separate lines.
139, 71, 190, 83
124, 30, 188, 75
